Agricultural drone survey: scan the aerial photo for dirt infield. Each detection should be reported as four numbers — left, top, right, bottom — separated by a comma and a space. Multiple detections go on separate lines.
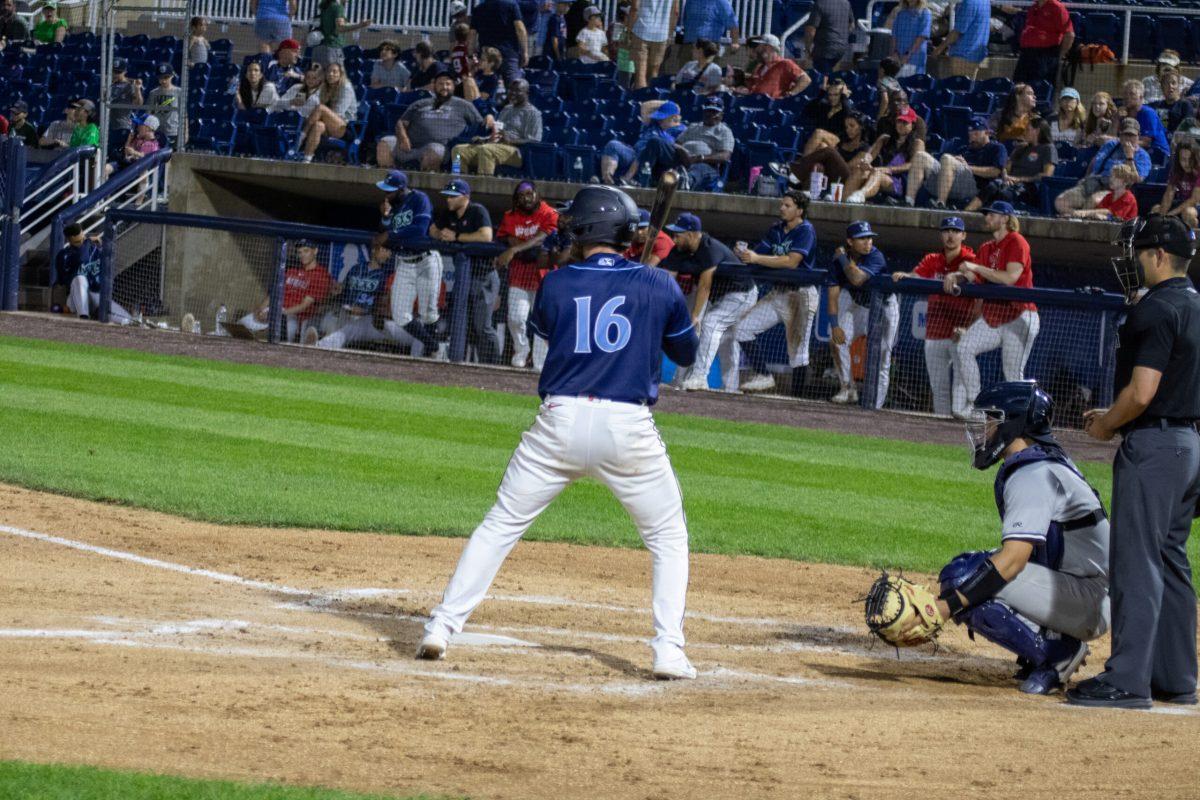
1, 483, 1197, 800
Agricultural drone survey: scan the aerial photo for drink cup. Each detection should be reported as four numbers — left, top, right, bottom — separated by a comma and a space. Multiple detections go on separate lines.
809, 171, 828, 198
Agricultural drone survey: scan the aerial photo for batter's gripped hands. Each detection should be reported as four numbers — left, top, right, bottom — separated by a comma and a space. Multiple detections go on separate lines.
831, 325, 846, 346
1083, 408, 1116, 441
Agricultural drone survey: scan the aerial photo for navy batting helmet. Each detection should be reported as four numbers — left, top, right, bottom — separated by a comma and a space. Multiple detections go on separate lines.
967, 380, 1056, 470
565, 185, 639, 247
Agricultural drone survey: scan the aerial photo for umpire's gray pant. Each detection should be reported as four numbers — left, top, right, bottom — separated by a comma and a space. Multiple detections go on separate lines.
1105, 423, 1200, 698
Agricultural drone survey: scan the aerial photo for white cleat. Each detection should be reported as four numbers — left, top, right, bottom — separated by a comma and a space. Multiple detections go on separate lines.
415, 632, 448, 660
740, 373, 776, 393
830, 387, 859, 404
681, 375, 709, 391
652, 651, 697, 681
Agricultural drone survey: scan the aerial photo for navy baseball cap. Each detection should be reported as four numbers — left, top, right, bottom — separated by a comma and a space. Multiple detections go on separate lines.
940, 216, 965, 231
981, 201, 1016, 216
637, 208, 651, 228
665, 213, 702, 233
8, 100, 28, 113
156, 62, 176, 78
968, 116, 991, 132
433, 68, 457, 81
649, 100, 681, 120
376, 169, 408, 192
113, 57, 128, 71
440, 178, 471, 197
702, 97, 724, 112
295, 238, 318, 248
846, 220, 876, 239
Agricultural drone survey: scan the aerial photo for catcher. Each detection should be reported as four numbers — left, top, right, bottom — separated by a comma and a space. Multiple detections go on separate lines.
866, 380, 1111, 695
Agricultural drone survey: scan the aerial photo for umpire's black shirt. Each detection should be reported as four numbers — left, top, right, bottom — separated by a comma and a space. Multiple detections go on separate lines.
1115, 276, 1200, 423
659, 234, 754, 301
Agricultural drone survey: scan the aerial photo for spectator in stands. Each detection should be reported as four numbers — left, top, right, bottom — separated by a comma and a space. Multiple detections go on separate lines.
450, 23, 474, 84
1082, 90, 1118, 148
1143, 50, 1193, 104
930, 0, 989, 80
267, 38, 305, 89
828, 221, 899, 407
38, 107, 75, 149
109, 58, 143, 132
188, 16, 210, 66
890, 216, 977, 416
969, 116, 1055, 212
239, 239, 331, 343
878, 88, 926, 143
800, 78, 855, 156
576, 5, 609, 62
32, 1, 67, 45
316, 242, 392, 351
946, 201, 1038, 420
611, 3, 635, 85
1151, 70, 1195, 134
251, 0, 295, 54
496, 181, 557, 369
69, 99, 99, 148
777, 109, 871, 193
886, 0, 930, 78
410, 42, 447, 91
803, 0, 853, 72
630, 0, 679, 89
0, 0, 29, 43
843, 106, 925, 205
451, 0, 469, 27
296, 61, 358, 162
469, 47, 505, 102
122, 113, 162, 164
56, 224, 132, 324
990, 83, 1037, 144
430, 179, 499, 363
8, 101, 38, 149
600, 99, 687, 186
1056, 117, 1151, 215
312, 0, 371, 67
676, 96, 734, 191
146, 63, 184, 139
1153, 140, 1200, 230
732, 191, 818, 396
1010, 0, 1072, 89
451, 78, 541, 175
1121, 79, 1169, 163
370, 40, 410, 90
673, 38, 724, 94
680, 0, 739, 54
735, 34, 810, 98
1050, 87, 1084, 145
909, 117, 1006, 210
545, 0, 569, 60
236, 62, 281, 110
624, 208, 673, 266
274, 62, 324, 114
470, 0, 528, 87
1066, 163, 1139, 222
379, 71, 485, 171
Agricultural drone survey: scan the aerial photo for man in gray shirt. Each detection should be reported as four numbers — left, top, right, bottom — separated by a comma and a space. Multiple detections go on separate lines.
370, 40, 412, 89
676, 96, 735, 190
378, 70, 485, 171
450, 79, 542, 176
109, 58, 144, 131
804, 0, 853, 72
146, 63, 184, 139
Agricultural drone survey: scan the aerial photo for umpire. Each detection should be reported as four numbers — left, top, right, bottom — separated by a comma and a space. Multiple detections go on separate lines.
1070, 214, 1200, 710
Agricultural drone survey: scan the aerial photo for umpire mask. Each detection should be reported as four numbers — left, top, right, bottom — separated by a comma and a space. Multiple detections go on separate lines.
1113, 215, 1197, 302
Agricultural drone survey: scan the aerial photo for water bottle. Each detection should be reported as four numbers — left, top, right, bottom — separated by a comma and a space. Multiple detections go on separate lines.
215, 305, 228, 336
571, 156, 584, 183
639, 160, 652, 187
451, 152, 462, 175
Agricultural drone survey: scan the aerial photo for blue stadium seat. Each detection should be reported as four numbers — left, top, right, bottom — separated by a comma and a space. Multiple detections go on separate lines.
317, 101, 371, 164
1132, 182, 1166, 213
594, 81, 625, 101
1055, 158, 1087, 179
1157, 17, 1193, 62
976, 76, 1014, 95
190, 119, 236, 154
1083, 13, 1120, 48
965, 91, 997, 114
898, 73, 934, 93
1129, 15, 1158, 60
520, 142, 560, 179
766, 124, 801, 151
561, 145, 598, 182
1055, 141, 1077, 162
934, 75, 973, 93
937, 105, 972, 141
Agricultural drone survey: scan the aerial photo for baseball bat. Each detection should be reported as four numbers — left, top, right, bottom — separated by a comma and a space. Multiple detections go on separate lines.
640, 169, 679, 262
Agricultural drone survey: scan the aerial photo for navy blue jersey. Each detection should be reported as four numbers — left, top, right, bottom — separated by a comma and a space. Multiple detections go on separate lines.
382, 189, 434, 249
56, 240, 102, 292
834, 246, 886, 307
754, 219, 817, 272
341, 261, 388, 311
528, 252, 699, 405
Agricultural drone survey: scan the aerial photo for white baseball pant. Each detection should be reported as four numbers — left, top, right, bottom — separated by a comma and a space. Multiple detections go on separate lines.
425, 395, 691, 663
730, 286, 819, 391
678, 287, 758, 389
67, 276, 132, 324
390, 251, 442, 326
834, 294, 900, 409
316, 311, 388, 350
507, 286, 548, 370
237, 311, 313, 342
923, 337, 956, 416
951, 310, 1041, 417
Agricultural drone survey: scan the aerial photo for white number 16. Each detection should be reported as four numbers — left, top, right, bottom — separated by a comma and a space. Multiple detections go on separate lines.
573, 295, 632, 354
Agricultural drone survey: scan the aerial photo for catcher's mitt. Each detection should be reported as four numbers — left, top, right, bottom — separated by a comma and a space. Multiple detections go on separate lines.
864, 573, 945, 647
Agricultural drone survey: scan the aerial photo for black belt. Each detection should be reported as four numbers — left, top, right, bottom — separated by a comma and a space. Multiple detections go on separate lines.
1062, 508, 1106, 531
396, 251, 432, 261
1122, 416, 1200, 434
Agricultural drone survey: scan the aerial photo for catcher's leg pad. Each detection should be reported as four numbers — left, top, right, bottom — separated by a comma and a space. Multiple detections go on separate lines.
962, 600, 1057, 667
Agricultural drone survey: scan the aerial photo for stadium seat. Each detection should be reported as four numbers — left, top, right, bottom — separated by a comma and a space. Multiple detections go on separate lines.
937, 106, 972, 141
561, 145, 598, 182
520, 142, 560, 179
1129, 15, 1158, 60
1157, 17, 1193, 62
1055, 159, 1087, 179
1132, 182, 1166, 212
317, 101, 371, 164
898, 73, 933, 93
934, 75, 973, 93
976, 77, 1014, 95
190, 119, 236, 154
965, 91, 996, 115
1083, 13, 1120, 49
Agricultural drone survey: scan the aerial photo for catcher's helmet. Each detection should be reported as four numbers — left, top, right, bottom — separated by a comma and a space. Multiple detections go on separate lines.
1112, 214, 1197, 301
967, 380, 1056, 470
564, 185, 639, 247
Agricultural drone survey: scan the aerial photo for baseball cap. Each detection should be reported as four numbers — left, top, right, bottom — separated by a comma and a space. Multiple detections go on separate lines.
940, 216, 965, 231
449, 0, 467, 15
70, 98, 95, 113
1126, 214, 1197, 259
156, 62, 175, 78
440, 178, 471, 197
112, 57, 128, 72
702, 96, 724, 112
649, 100, 681, 120
276, 37, 301, 52
433, 67, 457, 82
1156, 51, 1182, 67
1120, 116, 1141, 135
1059, 86, 1081, 102
140, 113, 160, 131
295, 238, 318, 248
636, 208, 651, 228
846, 220, 876, 239
376, 169, 409, 192
758, 33, 782, 52
968, 116, 991, 132
895, 106, 917, 123
981, 200, 1016, 216
665, 213, 702, 233
8, 100, 28, 113
583, 4, 602, 17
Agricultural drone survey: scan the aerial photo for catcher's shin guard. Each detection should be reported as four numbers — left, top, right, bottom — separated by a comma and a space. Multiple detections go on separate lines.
963, 600, 1064, 667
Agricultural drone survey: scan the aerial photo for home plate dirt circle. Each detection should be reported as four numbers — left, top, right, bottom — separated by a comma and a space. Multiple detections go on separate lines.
0, 483, 1196, 800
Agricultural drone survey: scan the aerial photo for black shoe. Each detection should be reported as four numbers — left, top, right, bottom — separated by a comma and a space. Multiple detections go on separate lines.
1152, 690, 1198, 705
1065, 676, 1152, 709
789, 365, 807, 398
929, 200, 947, 210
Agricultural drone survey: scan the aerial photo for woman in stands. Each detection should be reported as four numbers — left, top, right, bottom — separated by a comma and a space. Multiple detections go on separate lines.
1153, 139, 1200, 230
296, 61, 358, 162
968, 117, 1056, 212
842, 106, 924, 204
1049, 87, 1084, 146
1082, 90, 1118, 148
673, 38, 724, 95
274, 62, 324, 115
32, 1, 67, 45
800, 78, 855, 156
783, 110, 873, 194
990, 82, 1037, 144
235, 61, 280, 110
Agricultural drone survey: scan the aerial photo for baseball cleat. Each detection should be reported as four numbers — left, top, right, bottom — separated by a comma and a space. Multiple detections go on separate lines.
830, 387, 858, 404
1020, 639, 1088, 695
1152, 690, 1198, 705
415, 632, 448, 660
681, 375, 709, 391
652, 650, 697, 680
740, 373, 776, 393
1066, 676, 1152, 709
181, 312, 197, 334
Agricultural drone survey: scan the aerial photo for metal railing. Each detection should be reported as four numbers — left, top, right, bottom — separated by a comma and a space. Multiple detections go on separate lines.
20, 148, 100, 258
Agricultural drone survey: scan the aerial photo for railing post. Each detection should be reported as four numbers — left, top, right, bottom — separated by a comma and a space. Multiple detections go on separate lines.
861, 287, 886, 410
50, 215, 66, 288
1121, 9, 1131, 66
267, 237, 287, 344
448, 250, 471, 362
98, 216, 116, 324
1099, 308, 1120, 407
1, 137, 26, 312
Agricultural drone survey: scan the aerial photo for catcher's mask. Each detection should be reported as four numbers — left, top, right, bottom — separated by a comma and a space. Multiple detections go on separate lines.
1112, 214, 1197, 302
966, 380, 1056, 470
